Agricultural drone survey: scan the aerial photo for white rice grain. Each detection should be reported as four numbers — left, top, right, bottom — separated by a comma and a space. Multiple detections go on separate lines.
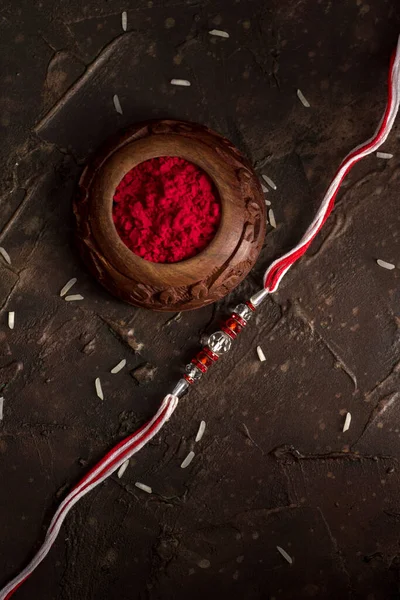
170, 79, 191, 87
265, 198, 271, 206
209, 29, 230, 38
121, 11, 128, 31
59, 277, 77, 297
0, 247, 11, 265
117, 459, 129, 478
277, 546, 293, 565
261, 184, 269, 193
376, 152, 393, 160
181, 450, 195, 469
195, 420, 206, 443
262, 174, 277, 190
113, 94, 123, 114
256, 345, 266, 362
8, 311, 15, 330
268, 208, 277, 228
0, 397, 4, 421
135, 482, 152, 494
111, 359, 127, 374
343, 412, 351, 433
377, 259, 395, 270
297, 89, 310, 108
95, 377, 104, 400
65, 294, 84, 301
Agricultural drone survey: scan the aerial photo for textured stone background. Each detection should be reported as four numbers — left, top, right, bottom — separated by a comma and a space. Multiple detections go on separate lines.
1, 1, 400, 598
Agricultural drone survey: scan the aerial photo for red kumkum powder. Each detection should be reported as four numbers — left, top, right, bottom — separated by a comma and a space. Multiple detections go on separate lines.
112, 156, 221, 263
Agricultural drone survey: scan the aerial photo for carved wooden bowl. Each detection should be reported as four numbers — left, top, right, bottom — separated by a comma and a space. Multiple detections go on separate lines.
74, 119, 266, 312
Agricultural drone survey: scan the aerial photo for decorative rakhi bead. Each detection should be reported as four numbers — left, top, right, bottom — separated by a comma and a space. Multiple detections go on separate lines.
203, 346, 219, 362
221, 317, 243, 339
233, 303, 254, 323
192, 350, 215, 373
171, 378, 190, 397
207, 331, 232, 354
192, 358, 207, 373
184, 363, 203, 384
249, 288, 269, 308
232, 312, 247, 328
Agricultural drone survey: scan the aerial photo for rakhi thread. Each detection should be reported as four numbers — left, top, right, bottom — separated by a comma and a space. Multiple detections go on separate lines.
263, 42, 400, 294
1, 37, 400, 599
0, 395, 179, 600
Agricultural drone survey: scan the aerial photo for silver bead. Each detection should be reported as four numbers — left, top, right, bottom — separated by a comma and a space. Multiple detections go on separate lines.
233, 303, 254, 322
249, 288, 269, 307
171, 378, 190, 397
207, 331, 232, 354
185, 363, 202, 382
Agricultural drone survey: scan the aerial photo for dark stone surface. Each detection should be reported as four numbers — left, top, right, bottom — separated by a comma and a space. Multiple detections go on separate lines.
1, 1, 400, 599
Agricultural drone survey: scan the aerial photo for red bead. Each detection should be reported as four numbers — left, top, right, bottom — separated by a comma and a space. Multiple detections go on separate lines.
204, 346, 219, 362
222, 317, 243, 339
192, 359, 207, 373
192, 350, 215, 373
184, 374, 194, 384
246, 300, 256, 311
232, 312, 247, 327
221, 325, 235, 339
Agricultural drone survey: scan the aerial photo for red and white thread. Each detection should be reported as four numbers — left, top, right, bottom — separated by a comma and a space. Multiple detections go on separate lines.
1, 38, 400, 599
0, 395, 178, 600
263, 38, 400, 293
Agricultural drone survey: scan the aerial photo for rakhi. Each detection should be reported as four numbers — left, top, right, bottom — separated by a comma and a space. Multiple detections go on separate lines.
1, 37, 400, 600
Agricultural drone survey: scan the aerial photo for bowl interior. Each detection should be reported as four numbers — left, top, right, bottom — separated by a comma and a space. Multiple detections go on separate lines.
89, 133, 245, 287
111, 155, 222, 264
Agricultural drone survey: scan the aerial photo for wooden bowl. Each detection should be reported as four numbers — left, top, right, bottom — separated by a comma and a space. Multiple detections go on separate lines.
74, 119, 266, 312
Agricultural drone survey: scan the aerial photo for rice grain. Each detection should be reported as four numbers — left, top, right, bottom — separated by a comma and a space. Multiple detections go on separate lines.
195, 420, 206, 442
121, 11, 128, 31
256, 345, 266, 362
0, 247, 11, 265
170, 79, 191, 87
111, 359, 127, 374
0, 397, 4, 421
95, 377, 104, 400
8, 311, 15, 330
277, 546, 293, 565
135, 482, 152, 494
60, 278, 77, 297
297, 89, 310, 108
65, 294, 84, 301
209, 29, 229, 38
377, 259, 395, 270
113, 94, 123, 114
268, 208, 277, 228
376, 152, 393, 159
262, 174, 277, 190
117, 459, 129, 478
181, 451, 195, 469
343, 412, 351, 433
